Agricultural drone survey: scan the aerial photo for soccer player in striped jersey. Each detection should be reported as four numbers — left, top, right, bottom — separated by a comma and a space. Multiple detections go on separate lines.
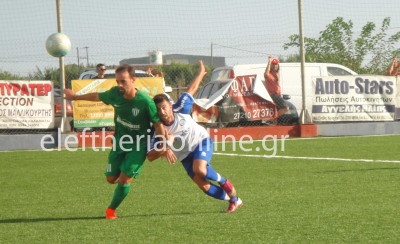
147, 60, 242, 212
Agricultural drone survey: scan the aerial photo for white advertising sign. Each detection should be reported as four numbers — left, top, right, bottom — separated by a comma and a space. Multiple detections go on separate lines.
312, 76, 397, 122
0, 80, 54, 129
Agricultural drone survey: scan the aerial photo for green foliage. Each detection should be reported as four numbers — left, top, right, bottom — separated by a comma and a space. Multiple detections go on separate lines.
64, 64, 86, 88
29, 66, 61, 87
281, 53, 302, 62
28, 64, 86, 89
0, 70, 26, 80
156, 62, 212, 87
283, 17, 400, 74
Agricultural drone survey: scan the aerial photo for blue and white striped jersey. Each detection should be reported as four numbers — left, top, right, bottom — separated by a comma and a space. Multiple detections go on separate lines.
149, 92, 209, 161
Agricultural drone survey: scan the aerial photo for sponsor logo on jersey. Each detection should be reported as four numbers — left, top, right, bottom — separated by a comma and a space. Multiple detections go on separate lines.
201, 152, 206, 156
116, 116, 140, 130
132, 107, 140, 116
180, 128, 189, 137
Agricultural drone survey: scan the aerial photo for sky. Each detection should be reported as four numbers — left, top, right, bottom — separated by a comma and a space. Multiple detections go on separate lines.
1, 0, 399, 75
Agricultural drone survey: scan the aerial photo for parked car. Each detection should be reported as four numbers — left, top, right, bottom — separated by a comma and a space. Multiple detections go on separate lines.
78, 69, 149, 79
53, 88, 73, 129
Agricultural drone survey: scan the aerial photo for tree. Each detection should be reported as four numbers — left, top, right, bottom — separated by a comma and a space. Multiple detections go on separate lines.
0, 70, 26, 80
64, 64, 86, 88
283, 17, 400, 74
158, 62, 212, 86
29, 66, 60, 87
28, 64, 86, 88
155, 62, 213, 99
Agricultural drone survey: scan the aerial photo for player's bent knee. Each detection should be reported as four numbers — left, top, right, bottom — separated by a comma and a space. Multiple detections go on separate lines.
193, 167, 207, 177
193, 160, 208, 177
119, 179, 132, 185
195, 181, 210, 191
192, 175, 210, 191
106, 176, 119, 184
118, 174, 133, 185
199, 184, 211, 192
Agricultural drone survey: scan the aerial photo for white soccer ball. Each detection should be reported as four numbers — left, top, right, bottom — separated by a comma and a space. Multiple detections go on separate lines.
45, 33, 71, 57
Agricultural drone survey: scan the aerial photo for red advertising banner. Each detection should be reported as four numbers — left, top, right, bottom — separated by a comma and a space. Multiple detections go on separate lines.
0, 80, 54, 129
192, 75, 277, 123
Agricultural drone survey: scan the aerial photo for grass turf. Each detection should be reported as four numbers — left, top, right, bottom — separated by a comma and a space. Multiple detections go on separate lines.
1, 135, 399, 243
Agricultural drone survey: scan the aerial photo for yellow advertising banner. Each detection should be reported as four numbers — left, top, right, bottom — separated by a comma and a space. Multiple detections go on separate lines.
71, 77, 164, 128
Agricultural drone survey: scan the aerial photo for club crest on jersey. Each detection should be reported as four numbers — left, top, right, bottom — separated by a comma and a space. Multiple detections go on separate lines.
179, 118, 186, 126
132, 107, 140, 116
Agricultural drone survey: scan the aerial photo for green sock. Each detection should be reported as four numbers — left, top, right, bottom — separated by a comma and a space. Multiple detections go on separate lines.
108, 182, 131, 209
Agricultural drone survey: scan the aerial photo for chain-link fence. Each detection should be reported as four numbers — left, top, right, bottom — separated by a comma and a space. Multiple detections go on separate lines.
1, 0, 400, 134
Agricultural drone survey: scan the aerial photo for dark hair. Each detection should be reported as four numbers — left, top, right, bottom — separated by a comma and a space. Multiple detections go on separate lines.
115, 64, 136, 78
96, 63, 105, 68
151, 69, 164, 77
153, 94, 170, 104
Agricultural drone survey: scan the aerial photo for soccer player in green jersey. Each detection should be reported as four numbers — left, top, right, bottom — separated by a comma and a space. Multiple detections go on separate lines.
64, 64, 176, 219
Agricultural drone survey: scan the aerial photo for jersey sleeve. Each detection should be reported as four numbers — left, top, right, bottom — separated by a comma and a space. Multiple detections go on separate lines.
98, 87, 116, 105
147, 99, 160, 123
172, 92, 194, 114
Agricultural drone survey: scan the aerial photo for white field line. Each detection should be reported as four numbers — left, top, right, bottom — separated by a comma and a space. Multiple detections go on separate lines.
213, 134, 399, 143
2, 147, 400, 164
0, 135, 398, 153
213, 152, 400, 164
0, 147, 113, 152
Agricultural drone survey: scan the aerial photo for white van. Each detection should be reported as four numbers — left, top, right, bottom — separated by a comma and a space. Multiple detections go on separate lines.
211, 63, 358, 114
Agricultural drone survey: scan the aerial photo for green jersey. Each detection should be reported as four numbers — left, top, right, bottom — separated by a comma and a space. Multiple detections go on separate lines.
99, 87, 159, 151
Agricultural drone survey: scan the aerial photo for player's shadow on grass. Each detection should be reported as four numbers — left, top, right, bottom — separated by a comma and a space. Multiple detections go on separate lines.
0, 216, 105, 223
0, 211, 221, 223
321, 167, 400, 173
123, 210, 221, 219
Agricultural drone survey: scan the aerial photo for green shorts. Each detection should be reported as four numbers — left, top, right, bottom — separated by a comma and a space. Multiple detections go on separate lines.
105, 149, 147, 179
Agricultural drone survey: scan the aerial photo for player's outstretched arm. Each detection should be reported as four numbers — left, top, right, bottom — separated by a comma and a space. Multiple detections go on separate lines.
147, 148, 159, 162
264, 56, 273, 79
147, 147, 170, 162
385, 56, 398, 76
63, 88, 100, 101
147, 144, 177, 163
147, 141, 177, 163
148, 123, 177, 164
186, 60, 207, 97
153, 121, 165, 139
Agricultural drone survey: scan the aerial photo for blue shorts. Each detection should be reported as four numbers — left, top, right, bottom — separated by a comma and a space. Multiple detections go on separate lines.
181, 137, 213, 178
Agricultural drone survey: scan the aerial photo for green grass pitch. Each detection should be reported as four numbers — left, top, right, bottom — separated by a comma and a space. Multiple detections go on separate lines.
1, 135, 399, 243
